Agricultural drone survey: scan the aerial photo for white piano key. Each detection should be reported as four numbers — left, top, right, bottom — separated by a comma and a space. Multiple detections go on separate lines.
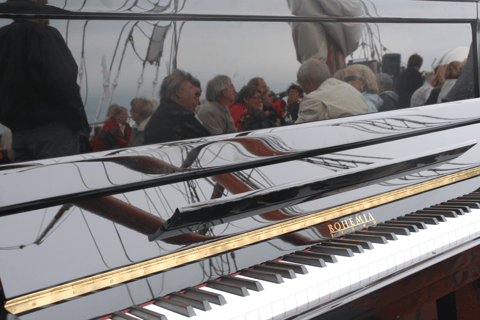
359, 265, 370, 286
124, 312, 143, 320
295, 290, 309, 313
442, 233, 450, 250
144, 302, 203, 320
245, 310, 260, 320
283, 295, 297, 318
403, 248, 413, 267
271, 299, 285, 320
411, 245, 420, 263
349, 269, 361, 291
307, 286, 320, 307
258, 305, 273, 320
339, 272, 351, 295
369, 262, 379, 281
395, 251, 405, 269
318, 282, 330, 303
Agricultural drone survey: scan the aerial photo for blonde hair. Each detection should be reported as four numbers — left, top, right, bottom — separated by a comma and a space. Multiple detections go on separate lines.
333, 64, 379, 94
106, 104, 127, 122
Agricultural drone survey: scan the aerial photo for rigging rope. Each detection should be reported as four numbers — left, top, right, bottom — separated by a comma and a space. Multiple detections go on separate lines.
135, 64, 146, 98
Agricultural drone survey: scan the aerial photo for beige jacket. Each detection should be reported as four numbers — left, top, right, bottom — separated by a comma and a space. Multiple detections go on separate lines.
296, 78, 368, 124
197, 100, 238, 135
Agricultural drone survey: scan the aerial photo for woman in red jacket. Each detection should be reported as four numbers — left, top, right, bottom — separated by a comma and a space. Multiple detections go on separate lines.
93, 104, 131, 151
229, 86, 274, 131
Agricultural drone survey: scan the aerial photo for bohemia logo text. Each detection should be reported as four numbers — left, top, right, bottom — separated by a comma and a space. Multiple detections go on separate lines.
328, 212, 376, 235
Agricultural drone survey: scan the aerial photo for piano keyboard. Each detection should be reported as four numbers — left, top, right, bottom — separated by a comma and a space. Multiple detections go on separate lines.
103, 194, 480, 320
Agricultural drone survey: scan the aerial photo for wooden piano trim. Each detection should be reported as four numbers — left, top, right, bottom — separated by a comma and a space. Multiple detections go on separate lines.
5, 165, 480, 315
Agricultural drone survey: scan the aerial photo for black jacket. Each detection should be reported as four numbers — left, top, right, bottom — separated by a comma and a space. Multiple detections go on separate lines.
395, 67, 423, 109
144, 100, 210, 145
378, 90, 399, 112
0, 20, 88, 133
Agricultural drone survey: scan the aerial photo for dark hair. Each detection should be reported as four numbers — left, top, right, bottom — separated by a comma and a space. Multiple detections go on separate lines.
234, 85, 261, 107
407, 54, 423, 68
247, 77, 264, 87
286, 83, 303, 97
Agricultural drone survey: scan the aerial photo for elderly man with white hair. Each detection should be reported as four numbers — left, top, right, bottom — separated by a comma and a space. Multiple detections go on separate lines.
296, 59, 368, 123
197, 75, 238, 135
144, 69, 210, 144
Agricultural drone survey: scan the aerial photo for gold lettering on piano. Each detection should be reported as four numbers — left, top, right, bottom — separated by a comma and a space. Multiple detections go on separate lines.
328, 225, 335, 234
328, 212, 377, 236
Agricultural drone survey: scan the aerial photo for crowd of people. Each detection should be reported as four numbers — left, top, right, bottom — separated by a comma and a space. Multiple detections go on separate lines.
0, 51, 469, 163
85, 52, 465, 153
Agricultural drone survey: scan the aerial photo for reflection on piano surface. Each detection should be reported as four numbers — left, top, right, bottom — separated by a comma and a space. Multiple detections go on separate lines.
3, 1, 480, 320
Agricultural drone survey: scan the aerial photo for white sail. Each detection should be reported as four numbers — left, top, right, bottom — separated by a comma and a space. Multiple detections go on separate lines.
287, 0, 365, 63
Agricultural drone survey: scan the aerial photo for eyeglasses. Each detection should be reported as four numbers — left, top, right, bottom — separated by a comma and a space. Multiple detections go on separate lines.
343, 75, 365, 83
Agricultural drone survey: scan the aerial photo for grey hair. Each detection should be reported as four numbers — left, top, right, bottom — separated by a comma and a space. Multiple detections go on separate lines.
206, 75, 231, 102
425, 71, 435, 83
376, 73, 394, 91
130, 98, 154, 118
159, 69, 199, 103
297, 59, 331, 84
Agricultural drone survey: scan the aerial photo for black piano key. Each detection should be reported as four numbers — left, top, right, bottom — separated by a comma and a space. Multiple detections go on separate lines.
455, 195, 480, 201
283, 254, 327, 268
430, 205, 471, 213
416, 210, 459, 218
253, 265, 296, 279
207, 281, 249, 297
325, 241, 365, 253
421, 207, 465, 215
294, 250, 338, 263
169, 292, 212, 311
367, 226, 411, 236
153, 297, 196, 318
184, 287, 226, 306
129, 305, 167, 320
377, 222, 419, 233
443, 200, 480, 209
333, 238, 374, 249
241, 269, 284, 284
406, 213, 447, 222
265, 260, 309, 274
345, 233, 388, 244
221, 275, 264, 291
396, 216, 439, 225
112, 312, 139, 320
356, 231, 398, 241
310, 245, 354, 257
386, 220, 428, 229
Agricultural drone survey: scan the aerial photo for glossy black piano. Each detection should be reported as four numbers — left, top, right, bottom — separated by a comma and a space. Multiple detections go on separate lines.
2, 0, 480, 319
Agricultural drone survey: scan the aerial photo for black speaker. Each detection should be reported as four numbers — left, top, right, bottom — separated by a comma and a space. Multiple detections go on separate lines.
382, 53, 401, 78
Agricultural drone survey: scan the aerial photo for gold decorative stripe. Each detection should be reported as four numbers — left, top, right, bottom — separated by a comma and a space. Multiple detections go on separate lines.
6, 166, 480, 315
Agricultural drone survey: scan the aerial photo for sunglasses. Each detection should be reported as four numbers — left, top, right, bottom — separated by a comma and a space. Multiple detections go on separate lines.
343, 75, 365, 82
